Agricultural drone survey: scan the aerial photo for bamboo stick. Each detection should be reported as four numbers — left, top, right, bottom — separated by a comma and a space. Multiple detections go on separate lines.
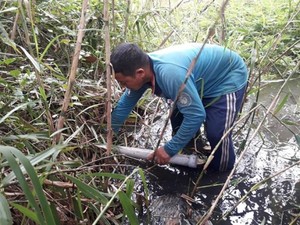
55, 0, 89, 143
103, 0, 112, 154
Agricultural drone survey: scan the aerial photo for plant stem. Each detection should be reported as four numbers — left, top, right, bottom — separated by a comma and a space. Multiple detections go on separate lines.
104, 0, 112, 154
55, 0, 89, 143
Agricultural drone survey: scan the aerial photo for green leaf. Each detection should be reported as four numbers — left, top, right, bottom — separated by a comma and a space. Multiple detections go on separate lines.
0, 22, 19, 52
273, 93, 289, 115
88, 172, 127, 180
19, 46, 42, 73
0, 102, 30, 124
10, 203, 39, 224
1, 145, 65, 186
92, 168, 140, 225
118, 191, 139, 225
0, 58, 16, 65
9, 69, 21, 77
88, 203, 111, 225
60, 39, 71, 44
281, 119, 299, 126
126, 179, 135, 197
38, 86, 47, 101
49, 202, 61, 225
0, 7, 18, 14
65, 174, 109, 204
138, 168, 149, 198
39, 34, 65, 61
72, 195, 84, 220
2, 133, 49, 142
0, 193, 13, 225
0, 146, 58, 225
295, 134, 300, 148
0, 147, 46, 225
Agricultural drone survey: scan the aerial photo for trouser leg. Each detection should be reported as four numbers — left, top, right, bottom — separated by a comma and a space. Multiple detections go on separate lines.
170, 106, 206, 150
170, 108, 183, 136
170, 107, 202, 146
203, 86, 246, 171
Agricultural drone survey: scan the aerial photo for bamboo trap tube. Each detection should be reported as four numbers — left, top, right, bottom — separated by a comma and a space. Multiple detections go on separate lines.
97, 145, 206, 168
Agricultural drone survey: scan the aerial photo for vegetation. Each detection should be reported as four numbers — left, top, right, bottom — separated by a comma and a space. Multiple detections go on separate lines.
0, 0, 299, 224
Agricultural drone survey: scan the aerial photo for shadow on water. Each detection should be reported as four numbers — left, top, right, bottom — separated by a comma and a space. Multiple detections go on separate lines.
129, 79, 300, 225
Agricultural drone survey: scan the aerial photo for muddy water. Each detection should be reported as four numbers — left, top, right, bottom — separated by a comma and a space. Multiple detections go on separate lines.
135, 78, 300, 224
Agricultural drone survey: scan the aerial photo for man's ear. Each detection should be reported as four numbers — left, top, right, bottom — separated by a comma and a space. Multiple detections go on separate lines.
135, 68, 146, 79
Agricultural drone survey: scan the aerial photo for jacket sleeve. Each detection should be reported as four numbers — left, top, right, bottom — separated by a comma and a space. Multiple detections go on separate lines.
158, 68, 206, 156
111, 86, 148, 133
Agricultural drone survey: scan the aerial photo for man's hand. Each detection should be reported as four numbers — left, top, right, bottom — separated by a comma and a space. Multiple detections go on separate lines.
147, 146, 171, 165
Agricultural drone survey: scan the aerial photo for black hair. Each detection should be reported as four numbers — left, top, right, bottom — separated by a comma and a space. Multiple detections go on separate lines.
110, 43, 149, 76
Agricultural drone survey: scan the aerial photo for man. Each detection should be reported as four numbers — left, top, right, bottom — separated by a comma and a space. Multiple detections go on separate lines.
110, 43, 248, 171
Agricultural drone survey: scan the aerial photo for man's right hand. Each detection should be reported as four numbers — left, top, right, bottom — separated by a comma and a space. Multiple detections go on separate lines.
147, 146, 171, 165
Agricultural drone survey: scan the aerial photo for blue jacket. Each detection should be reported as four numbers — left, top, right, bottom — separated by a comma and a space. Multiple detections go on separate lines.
111, 43, 248, 156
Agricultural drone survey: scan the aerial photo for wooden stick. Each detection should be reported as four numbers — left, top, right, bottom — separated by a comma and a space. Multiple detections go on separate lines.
55, 0, 89, 143
103, 0, 113, 154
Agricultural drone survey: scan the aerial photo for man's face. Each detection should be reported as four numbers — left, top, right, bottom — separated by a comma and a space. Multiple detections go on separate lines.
115, 69, 145, 91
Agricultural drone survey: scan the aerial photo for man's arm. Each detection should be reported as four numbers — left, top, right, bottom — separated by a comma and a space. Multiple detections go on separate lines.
157, 66, 206, 156
148, 81, 205, 163
164, 87, 205, 156
111, 86, 148, 133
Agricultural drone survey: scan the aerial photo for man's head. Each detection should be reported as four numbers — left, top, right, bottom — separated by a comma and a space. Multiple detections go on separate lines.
110, 43, 150, 90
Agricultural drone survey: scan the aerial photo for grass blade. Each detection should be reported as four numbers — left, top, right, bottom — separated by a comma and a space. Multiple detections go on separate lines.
138, 168, 149, 201
126, 179, 134, 197
39, 34, 64, 61
65, 174, 109, 204
295, 134, 300, 148
92, 168, 140, 225
0, 7, 18, 14
273, 93, 289, 115
118, 191, 139, 225
19, 46, 42, 73
0, 193, 13, 225
10, 203, 39, 224
0, 21, 19, 52
0, 147, 46, 224
2, 133, 50, 142
89, 172, 127, 180
72, 194, 84, 221
0, 146, 58, 225
0, 102, 30, 124
1, 145, 65, 186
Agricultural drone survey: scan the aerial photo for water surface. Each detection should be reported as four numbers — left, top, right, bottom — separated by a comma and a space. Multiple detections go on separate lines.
132, 79, 300, 224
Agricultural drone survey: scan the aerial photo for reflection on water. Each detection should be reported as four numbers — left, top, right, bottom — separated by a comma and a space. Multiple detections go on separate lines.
137, 79, 300, 224
144, 140, 299, 224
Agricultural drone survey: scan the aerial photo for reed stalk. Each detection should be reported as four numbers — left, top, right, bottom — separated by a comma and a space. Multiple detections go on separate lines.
103, 0, 112, 154
55, 0, 89, 143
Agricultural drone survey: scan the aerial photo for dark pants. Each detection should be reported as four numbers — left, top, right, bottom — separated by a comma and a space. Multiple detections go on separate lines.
170, 86, 246, 171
